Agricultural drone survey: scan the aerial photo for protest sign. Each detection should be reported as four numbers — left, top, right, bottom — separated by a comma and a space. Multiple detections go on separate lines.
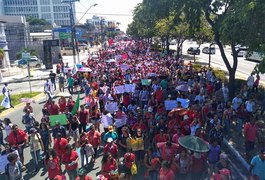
141, 79, 152, 86
104, 102, 118, 114
164, 100, 178, 110
0, 150, 19, 173
114, 117, 127, 128
49, 114, 67, 126
114, 85, 125, 94
176, 98, 190, 109
124, 84, 135, 93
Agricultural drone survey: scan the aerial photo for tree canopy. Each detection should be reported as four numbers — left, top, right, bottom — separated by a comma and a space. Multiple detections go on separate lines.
127, 0, 265, 97
26, 16, 51, 26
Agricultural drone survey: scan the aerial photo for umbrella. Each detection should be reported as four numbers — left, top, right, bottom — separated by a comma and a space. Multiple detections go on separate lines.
56, 92, 72, 97
176, 84, 189, 92
178, 135, 209, 153
168, 107, 187, 117
106, 59, 116, 63
20, 98, 36, 103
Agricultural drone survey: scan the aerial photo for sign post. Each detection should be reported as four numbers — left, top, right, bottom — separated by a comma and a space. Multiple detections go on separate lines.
22, 52, 32, 93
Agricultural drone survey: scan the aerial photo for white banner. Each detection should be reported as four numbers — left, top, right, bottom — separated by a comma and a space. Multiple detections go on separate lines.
124, 84, 135, 93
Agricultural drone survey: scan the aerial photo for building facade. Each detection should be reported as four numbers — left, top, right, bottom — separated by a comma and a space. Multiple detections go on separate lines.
0, 0, 75, 26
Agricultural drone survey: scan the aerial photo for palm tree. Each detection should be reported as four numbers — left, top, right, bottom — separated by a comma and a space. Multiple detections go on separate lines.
0, 48, 4, 60
0, 48, 4, 82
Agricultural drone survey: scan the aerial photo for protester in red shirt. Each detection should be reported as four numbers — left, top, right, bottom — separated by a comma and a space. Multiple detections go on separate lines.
155, 87, 164, 103
101, 153, 119, 180
159, 161, 175, 180
44, 99, 53, 115
124, 151, 136, 180
210, 168, 231, 180
45, 149, 62, 180
180, 115, 192, 135
154, 129, 169, 144
157, 141, 179, 161
67, 97, 75, 112
53, 133, 68, 161
244, 118, 258, 161
167, 117, 181, 134
77, 105, 89, 134
172, 127, 184, 145
190, 152, 207, 180
58, 96, 67, 113
87, 124, 101, 162
8, 124, 27, 168
132, 119, 147, 133
62, 144, 79, 180
104, 138, 118, 158
123, 93, 131, 107
50, 100, 60, 115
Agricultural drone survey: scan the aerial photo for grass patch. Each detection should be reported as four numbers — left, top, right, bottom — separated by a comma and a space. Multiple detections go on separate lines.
0, 92, 41, 111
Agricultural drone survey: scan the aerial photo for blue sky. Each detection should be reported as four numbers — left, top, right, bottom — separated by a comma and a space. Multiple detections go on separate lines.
75, 0, 142, 32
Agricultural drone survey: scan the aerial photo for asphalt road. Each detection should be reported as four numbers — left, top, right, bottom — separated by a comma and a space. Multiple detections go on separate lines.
171, 41, 265, 82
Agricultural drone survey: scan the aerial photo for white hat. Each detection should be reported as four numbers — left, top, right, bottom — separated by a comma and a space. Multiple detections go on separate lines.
107, 137, 113, 143
183, 115, 189, 120
148, 107, 153, 112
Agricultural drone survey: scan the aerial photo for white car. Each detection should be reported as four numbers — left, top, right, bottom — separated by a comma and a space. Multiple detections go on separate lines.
202, 47, 216, 54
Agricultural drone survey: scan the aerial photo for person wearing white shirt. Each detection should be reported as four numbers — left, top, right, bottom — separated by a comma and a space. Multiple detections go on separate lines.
232, 95, 243, 111
246, 99, 255, 113
101, 111, 113, 132
247, 74, 254, 90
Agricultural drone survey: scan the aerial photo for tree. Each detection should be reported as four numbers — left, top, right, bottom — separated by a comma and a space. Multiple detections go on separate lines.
0, 48, 4, 61
182, 0, 265, 98
127, 3, 156, 40
26, 16, 52, 32
16, 48, 38, 59
26, 16, 51, 26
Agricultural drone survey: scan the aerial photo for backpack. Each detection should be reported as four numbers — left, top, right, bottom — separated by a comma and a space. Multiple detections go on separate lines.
5, 161, 22, 179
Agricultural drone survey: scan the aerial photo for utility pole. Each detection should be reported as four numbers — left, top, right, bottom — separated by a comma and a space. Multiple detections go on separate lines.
68, 0, 77, 64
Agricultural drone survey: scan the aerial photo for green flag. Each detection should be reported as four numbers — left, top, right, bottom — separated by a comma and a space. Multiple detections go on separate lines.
71, 93, 80, 115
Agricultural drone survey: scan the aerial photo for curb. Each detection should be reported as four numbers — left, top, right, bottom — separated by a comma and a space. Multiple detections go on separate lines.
0, 76, 49, 85
0, 92, 45, 117
223, 138, 250, 170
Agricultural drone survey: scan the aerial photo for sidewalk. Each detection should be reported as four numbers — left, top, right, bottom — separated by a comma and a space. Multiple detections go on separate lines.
0, 45, 101, 84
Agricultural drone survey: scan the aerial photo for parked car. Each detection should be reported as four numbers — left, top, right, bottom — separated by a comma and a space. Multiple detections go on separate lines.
18, 56, 42, 68
202, 47, 216, 54
187, 47, 200, 55
231, 46, 246, 57
170, 39, 177, 45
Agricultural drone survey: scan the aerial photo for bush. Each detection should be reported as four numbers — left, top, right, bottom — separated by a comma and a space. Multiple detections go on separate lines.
213, 69, 226, 82
16, 48, 38, 59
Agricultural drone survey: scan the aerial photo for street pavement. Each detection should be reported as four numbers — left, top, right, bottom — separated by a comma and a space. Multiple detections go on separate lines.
171, 41, 265, 84
2, 46, 101, 94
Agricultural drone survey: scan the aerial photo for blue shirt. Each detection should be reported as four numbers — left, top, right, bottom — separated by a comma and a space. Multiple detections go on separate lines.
103, 131, 118, 142
251, 155, 265, 180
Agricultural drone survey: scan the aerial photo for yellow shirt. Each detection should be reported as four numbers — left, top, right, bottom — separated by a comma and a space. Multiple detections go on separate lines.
29, 133, 41, 151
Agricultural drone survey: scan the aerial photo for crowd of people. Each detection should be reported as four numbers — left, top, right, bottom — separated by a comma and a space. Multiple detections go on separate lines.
0, 37, 265, 180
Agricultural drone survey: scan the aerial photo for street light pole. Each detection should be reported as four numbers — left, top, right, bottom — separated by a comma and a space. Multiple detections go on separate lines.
69, 0, 77, 64
208, 43, 214, 68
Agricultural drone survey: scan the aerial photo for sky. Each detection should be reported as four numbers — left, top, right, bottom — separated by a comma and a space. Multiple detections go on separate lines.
75, 0, 143, 32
